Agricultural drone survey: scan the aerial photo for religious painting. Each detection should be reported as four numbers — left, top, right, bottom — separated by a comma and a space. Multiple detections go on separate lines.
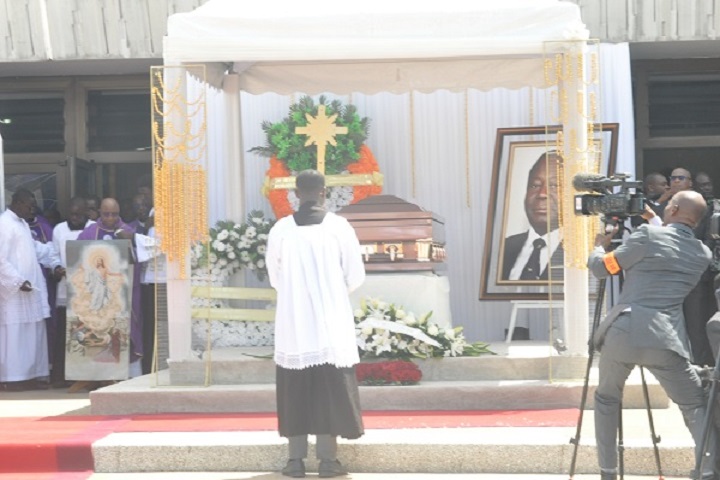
479, 124, 619, 300
65, 240, 133, 380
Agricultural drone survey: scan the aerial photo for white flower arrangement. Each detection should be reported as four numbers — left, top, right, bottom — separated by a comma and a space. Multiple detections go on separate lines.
354, 297, 494, 359
190, 211, 276, 348
191, 210, 275, 282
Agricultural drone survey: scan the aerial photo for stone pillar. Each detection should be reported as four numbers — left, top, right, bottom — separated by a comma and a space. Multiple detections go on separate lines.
562, 42, 591, 356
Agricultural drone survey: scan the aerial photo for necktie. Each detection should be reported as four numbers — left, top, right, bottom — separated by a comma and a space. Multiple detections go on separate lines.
520, 238, 546, 280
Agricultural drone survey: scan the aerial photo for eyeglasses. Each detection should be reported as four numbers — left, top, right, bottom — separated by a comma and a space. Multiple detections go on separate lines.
670, 175, 688, 181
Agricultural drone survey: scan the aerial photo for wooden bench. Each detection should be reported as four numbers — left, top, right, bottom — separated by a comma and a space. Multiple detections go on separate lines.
190, 286, 276, 322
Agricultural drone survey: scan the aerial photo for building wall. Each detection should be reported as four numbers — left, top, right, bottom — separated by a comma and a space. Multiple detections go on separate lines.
0, 0, 208, 62
1, 0, 718, 64
571, 0, 720, 42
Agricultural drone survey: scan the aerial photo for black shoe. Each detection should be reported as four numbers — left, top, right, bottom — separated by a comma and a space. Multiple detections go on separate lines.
553, 338, 568, 354
281, 459, 305, 478
318, 459, 348, 478
600, 473, 617, 480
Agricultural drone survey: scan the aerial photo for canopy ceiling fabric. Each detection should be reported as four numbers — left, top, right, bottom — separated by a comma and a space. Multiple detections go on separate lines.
164, 0, 589, 94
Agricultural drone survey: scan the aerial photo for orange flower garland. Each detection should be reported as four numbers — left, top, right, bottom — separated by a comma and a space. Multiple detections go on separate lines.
265, 157, 294, 219
266, 144, 383, 219
347, 145, 383, 204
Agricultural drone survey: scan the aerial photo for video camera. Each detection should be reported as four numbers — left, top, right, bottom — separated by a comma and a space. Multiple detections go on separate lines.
573, 172, 645, 221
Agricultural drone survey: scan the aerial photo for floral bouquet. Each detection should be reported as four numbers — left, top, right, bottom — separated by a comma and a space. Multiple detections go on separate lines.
356, 360, 422, 386
354, 297, 494, 360
191, 210, 275, 282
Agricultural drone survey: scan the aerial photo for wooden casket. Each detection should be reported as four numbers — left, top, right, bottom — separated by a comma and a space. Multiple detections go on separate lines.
337, 195, 446, 273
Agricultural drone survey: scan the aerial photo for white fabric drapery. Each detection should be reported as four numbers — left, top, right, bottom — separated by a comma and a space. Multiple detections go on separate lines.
166, 0, 588, 93
235, 43, 635, 342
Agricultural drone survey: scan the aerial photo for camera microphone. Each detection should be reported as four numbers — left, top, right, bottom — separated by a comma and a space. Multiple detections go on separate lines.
572, 173, 608, 192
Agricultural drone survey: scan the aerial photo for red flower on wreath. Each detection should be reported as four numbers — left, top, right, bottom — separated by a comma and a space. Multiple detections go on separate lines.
356, 360, 422, 386
347, 145, 383, 204
266, 157, 294, 219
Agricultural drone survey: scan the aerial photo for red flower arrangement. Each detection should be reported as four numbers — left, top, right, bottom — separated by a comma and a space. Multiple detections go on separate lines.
355, 360, 422, 386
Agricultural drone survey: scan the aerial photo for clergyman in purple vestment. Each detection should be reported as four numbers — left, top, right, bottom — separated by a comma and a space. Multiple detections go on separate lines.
77, 198, 143, 369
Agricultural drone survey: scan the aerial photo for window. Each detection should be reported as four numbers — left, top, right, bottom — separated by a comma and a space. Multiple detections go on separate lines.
648, 73, 720, 137
87, 90, 151, 152
0, 93, 65, 153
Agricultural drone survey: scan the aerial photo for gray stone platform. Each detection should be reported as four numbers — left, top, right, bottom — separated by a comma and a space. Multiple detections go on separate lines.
84, 343, 696, 476
90, 343, 669, 414
92, 426, 696, 476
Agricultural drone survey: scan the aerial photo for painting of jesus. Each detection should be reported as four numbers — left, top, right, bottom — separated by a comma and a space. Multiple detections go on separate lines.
65, 240, 133, 380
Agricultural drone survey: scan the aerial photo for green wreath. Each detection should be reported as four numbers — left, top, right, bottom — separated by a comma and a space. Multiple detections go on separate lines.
249, 95, 370, 175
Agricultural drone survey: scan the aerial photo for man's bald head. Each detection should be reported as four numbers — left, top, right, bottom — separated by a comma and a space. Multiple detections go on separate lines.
664, 190, 707, 228
524, 151, 561, 235
99, 198, 121, 229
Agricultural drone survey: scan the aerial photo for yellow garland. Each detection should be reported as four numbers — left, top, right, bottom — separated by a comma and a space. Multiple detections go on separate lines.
151, 66, 209, 279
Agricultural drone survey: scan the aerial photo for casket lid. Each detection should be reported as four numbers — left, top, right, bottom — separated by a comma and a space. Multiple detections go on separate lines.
338, 195, 444, 223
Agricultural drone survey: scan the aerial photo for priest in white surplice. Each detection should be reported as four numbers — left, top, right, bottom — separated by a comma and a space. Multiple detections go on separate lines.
0, 189, 64, 390
266, 170, 366, 479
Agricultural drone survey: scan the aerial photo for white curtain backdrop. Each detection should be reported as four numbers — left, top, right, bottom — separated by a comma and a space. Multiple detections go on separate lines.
228, 43, 635, 342
206, 84, 228, 225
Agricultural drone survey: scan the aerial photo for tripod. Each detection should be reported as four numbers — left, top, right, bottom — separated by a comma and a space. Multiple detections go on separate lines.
568, 267, 663, 479
693, 345, 720, 479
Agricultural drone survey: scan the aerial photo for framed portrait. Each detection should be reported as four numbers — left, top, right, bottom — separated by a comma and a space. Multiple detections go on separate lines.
479, 124, 619, 300
65, 240, 134, 380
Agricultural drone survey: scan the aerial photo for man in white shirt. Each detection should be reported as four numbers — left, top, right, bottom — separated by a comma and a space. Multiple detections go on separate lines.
266, 170, 366, 478
0, 189, 64, 391
51, 196, 94, 386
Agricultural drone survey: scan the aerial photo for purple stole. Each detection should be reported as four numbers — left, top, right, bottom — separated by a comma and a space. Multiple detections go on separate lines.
78, 222, 144, 361
128, 219, 148, 235
28, 215, 58, 358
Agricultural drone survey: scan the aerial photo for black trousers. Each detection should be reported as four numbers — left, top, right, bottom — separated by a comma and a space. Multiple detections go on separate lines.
684, 274, 716, 367
51, 307, 68, 383
140, 284, 157, 375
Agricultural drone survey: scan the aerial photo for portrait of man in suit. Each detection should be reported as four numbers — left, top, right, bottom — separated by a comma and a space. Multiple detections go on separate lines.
479, 124, 618, 300
500, 151, 563, 282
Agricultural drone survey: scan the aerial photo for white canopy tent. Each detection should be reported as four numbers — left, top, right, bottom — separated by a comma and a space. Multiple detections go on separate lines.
163, 0, 634, 361
165, 0, 589, 93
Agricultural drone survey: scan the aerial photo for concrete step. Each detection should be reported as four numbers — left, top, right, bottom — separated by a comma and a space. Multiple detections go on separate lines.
89, 368, 668, 415
83, 475, 691, 480
91, 426, 695, 476
167, 343, 588, 385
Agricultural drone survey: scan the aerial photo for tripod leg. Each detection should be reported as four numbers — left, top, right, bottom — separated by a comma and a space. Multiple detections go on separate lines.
640, 366, 664, 479
568, 278, 607, 479
695, 361, 720, 479
618, 401, 625, 480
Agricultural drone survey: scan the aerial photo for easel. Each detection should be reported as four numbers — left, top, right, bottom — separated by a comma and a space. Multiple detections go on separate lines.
505, 300, 563, 344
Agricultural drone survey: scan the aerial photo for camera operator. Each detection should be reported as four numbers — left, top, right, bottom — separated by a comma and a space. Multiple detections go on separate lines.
588, 190, 714, 480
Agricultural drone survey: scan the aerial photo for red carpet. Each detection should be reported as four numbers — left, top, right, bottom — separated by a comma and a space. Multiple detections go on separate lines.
0, 409, 578, 475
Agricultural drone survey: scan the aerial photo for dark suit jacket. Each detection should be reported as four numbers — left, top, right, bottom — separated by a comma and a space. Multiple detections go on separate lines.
501, 230, 564, 281
588, 224, 712, 358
